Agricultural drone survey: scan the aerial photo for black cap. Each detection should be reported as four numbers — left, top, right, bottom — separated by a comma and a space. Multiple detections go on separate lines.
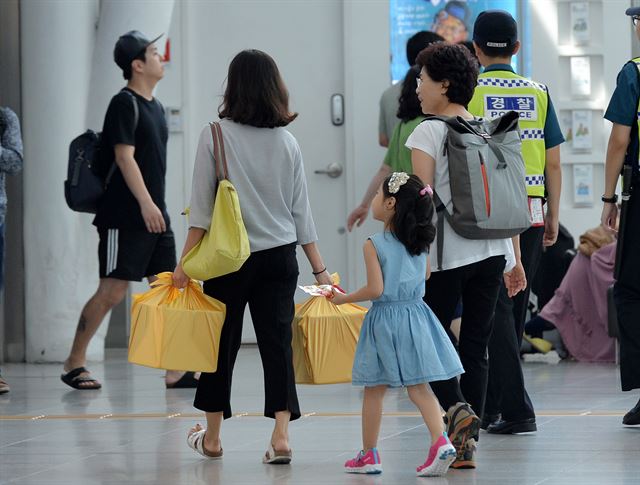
626, 7, 640, 16
114, 30, 163, 71
473, 10, 517, 49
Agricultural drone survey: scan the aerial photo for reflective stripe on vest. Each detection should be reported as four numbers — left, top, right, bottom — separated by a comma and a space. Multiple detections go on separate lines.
477, 77, 548, 92
526, 175, 545, 187
469, 71, 549, 197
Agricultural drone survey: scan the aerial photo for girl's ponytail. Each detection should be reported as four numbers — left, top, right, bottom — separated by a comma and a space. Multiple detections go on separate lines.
383, 174, 436, 256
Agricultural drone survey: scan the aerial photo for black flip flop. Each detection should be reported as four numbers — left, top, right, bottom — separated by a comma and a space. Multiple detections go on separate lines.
166, 371, 199, 389
60, 367, 102, 390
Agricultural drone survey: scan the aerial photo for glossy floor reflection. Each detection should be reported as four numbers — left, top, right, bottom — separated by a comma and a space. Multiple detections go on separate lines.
1, 348, 639, 484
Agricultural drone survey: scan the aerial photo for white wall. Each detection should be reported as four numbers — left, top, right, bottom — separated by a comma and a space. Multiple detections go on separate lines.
175, 0, 386, 343
344, 1, 391, 290
21, 0, 174, 362
177, 0, 390, 294
131, 1, 185, 298
21, 0, 102, 363
529, 0, 631, 240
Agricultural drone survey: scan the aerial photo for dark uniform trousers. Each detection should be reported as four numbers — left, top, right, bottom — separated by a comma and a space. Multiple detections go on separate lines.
485, 225, 545, 421
616, 185, 640, 392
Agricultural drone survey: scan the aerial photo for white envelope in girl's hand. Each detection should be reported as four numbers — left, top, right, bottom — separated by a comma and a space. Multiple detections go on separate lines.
298, 285, 344, 297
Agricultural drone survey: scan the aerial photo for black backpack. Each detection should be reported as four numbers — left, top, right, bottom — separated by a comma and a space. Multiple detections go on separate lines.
64, 91, 139, 213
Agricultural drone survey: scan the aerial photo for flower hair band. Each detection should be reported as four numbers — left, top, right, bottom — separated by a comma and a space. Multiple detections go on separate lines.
388, 172, 410, 194
420, 184, 433, 197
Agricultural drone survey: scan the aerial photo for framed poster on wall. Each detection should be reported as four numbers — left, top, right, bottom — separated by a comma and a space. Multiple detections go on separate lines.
571, 110, 593, 152
573, 164, 594, 207
570, 1, 590, 45
389, 0, 522, 82
570, 56, 592, 98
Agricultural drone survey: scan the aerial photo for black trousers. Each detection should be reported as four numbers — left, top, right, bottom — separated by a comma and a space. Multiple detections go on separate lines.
485, 226, 544, 421
193, 243, 301, 420
424, 256, 506, 420
616, 190, 640, 392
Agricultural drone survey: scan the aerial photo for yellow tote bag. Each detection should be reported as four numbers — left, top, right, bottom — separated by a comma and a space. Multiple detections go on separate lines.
129, 272, 226, 372
182, 122, 250, 281
292, 284, 367, 384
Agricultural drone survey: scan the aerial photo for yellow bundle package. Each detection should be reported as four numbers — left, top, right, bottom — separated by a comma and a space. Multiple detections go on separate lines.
292, 294, 367, 384
129, 272, 226, 372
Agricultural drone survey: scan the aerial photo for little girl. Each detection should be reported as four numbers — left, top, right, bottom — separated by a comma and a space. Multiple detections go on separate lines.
328, 172, 464, 477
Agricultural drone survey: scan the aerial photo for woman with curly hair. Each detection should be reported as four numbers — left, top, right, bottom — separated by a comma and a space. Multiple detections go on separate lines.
405, 42, 526, 469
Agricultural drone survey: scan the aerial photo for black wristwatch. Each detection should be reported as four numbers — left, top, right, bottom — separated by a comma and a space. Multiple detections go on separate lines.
601, 194, 618, 204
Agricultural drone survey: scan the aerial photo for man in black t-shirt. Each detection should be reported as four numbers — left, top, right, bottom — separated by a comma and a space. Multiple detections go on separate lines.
61, 31, 188, 390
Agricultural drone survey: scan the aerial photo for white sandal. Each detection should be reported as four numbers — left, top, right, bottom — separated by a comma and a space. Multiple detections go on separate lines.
263, 443, 292, 464
187, 427, 223, 459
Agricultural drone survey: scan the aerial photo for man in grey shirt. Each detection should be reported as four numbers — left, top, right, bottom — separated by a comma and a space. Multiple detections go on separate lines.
0, 106, 24, 395
378, 31, 443, 147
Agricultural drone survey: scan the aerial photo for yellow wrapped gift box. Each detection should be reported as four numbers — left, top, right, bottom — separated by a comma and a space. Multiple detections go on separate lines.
292, 296, 367, 384
129, 272, 226, 372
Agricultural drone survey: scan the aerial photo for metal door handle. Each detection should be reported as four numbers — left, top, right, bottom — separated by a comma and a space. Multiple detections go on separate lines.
314, 163, 343, 178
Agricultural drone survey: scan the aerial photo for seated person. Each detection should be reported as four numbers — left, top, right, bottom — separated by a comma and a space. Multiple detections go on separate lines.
531, 224, 575, 310
525, 225, 617, 362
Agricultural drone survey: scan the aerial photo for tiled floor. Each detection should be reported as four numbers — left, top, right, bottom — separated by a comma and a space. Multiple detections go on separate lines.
1, 348, 639, 485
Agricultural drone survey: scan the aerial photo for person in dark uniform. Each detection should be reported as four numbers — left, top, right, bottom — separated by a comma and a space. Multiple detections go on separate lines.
601, 7, 640, 426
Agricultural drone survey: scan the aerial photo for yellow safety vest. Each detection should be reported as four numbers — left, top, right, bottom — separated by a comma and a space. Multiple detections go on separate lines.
468, 70, 549, 197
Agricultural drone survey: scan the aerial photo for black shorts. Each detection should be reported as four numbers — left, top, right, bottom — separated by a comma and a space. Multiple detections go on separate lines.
98, 227, 177, 281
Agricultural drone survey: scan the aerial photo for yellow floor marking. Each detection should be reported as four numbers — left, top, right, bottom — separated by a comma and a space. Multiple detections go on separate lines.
0, 410, 627, 421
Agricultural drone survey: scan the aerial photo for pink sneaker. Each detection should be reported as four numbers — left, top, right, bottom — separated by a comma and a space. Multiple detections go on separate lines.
344, 448, 382, 474
416, 433, 456, 477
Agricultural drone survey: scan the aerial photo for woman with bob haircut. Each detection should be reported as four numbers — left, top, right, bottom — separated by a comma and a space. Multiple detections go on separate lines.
173, 49, 331, 464
405, 42, 526, 469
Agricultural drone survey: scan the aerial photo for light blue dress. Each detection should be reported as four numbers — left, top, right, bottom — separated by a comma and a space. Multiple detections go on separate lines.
352, 232, 464, 387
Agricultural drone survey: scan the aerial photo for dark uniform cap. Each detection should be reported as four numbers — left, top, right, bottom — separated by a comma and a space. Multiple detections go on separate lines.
114, 30, 163, 70
626, 7, 640, 16
473, 10, 518, 48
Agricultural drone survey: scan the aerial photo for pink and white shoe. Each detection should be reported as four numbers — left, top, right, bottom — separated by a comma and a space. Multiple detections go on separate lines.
344, 448, 382, 474
416, 433, 456, 477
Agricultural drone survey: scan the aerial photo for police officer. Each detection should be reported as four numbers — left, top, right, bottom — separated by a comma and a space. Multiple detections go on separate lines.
601, 6, 640, 426
467, 10, 564, 434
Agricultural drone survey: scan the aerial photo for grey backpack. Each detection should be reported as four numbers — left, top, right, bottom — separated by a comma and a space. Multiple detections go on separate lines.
425, 111, 531, 269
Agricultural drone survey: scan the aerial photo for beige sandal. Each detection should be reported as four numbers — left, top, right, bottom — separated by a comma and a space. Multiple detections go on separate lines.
263, 443, 292, 464
187, 427, 223, 459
